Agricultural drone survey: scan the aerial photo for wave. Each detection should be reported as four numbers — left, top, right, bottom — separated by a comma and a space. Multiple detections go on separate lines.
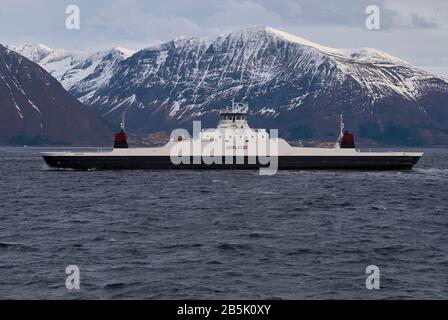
0, 241, 35, 251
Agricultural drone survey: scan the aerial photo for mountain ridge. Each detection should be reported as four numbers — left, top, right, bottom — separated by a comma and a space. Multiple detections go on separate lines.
0, 44, 114, 146
7, 27, 448, 145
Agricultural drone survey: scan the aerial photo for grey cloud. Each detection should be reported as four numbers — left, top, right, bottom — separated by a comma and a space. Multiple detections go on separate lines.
410, 13, 439, 29
208, 1, 283, 30
0, 0, 447, 78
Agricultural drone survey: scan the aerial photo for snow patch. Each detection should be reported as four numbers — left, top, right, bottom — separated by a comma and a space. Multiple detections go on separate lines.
107, 95, 136, 113
257, 107, 277, 116
114, 47, 136, 58
156, 51, 168, 68
169, 101, 181, 116
27, 99, 42, 114
287, 94, 309, 110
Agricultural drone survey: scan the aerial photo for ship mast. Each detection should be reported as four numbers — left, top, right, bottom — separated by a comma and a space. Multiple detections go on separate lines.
335, 114, 344, 148
114, 112, 129, 148
120, 112, 126, 131
339, 114, 344, 137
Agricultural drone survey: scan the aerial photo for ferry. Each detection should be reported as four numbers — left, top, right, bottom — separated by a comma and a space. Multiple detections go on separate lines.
42, 103, 422, 171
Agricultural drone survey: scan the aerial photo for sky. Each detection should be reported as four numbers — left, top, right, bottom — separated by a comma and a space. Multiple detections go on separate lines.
0, 0, 447, 78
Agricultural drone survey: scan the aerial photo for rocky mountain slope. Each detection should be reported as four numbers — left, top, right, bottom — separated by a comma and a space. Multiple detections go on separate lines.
0, 44, 113, 146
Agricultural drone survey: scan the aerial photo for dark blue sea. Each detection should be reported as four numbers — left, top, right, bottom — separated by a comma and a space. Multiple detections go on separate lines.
0, 147, 447, 299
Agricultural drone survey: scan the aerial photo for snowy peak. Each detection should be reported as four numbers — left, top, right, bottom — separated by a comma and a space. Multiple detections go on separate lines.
162, 36, 206, 51
60, 47, 134, 92
172, 36, 201, 45
264, 27, 344, 56
345, 47, 409, 65
7, 43, 86, 66
7, 44, 135, 91
112, 47, 136, 59
7, 43, 88, 82
7, 43, 54, 63
219, 26, 344, 57
222, 26, 413, 66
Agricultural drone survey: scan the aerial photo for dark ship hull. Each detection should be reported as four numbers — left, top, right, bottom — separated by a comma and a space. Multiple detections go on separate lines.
42, 154, 421, 171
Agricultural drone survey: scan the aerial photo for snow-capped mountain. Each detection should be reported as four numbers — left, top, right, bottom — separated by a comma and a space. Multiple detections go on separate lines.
7, 44, 136, 92
6, 44, 88, 83
0, 44, 113, 146
6, 44, 54, 63
64, 47, 136, 97
10, 27, 448, 145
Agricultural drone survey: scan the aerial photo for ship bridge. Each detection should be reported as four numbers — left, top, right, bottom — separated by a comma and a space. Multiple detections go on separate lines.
198, 102, 268, 143
218, 102, 250, 130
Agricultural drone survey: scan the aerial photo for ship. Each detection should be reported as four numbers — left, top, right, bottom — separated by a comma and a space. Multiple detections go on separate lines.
42, 103, 423, 172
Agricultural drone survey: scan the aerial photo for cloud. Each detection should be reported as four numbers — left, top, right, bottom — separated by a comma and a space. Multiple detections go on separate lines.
87, 0, 207, 45
208, 1, 283, 31
285, 0, 303, 18
410, 13, 439, 29
383, 0, 444, 29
